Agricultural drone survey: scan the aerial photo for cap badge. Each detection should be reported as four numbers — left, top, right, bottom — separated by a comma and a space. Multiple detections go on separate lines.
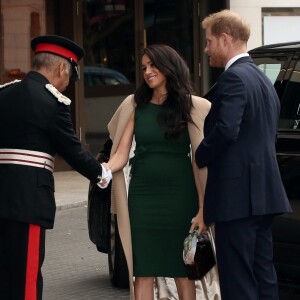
45, 84, 71, 105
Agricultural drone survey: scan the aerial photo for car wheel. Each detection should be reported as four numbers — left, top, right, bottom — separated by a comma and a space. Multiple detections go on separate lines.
108, 213, 130, 289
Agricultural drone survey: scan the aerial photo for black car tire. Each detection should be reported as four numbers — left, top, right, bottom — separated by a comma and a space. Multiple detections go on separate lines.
108, 213, 130, 289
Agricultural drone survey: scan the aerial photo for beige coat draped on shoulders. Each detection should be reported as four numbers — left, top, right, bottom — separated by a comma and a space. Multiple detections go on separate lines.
107, 94, 211, 299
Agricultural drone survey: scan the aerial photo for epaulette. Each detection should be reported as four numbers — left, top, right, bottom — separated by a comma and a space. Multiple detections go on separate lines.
45, 84, 71, 105
0, 79, 21, 89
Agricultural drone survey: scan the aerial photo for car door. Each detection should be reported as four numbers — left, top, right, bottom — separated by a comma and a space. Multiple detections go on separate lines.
274, 57, 300, 291
251, 51, 300, 298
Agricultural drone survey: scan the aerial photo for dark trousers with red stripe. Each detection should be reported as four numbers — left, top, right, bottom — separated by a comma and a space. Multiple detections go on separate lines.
0, 219, 45, 300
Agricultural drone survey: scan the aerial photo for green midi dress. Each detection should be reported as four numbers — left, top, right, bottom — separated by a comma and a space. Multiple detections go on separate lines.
128, 102, 199, 277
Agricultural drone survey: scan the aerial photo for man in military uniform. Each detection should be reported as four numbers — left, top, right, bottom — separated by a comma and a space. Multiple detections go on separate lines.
0, 35, 110, 300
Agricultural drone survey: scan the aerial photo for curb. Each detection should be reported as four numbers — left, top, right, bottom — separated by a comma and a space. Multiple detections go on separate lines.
56, 200, 88, 211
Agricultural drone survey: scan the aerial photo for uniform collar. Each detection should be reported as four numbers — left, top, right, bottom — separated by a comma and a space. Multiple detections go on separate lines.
26, 71, 50, 84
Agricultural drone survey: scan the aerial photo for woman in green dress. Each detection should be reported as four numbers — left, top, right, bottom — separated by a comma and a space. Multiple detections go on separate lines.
101, 44, 210, 300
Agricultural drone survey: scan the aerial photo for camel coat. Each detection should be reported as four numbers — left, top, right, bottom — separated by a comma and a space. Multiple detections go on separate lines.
107, 94, 211, 299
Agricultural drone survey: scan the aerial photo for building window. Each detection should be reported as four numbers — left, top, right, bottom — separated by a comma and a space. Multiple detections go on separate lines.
144, 0, 194, 75
262, 8, 300, 45
82, 0, 135, 95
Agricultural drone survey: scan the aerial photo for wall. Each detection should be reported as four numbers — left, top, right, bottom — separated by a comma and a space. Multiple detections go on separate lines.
84, 94, 127, 154
230, 0, 300, 50
85, 95, 126, 135
1, 0, 45, 74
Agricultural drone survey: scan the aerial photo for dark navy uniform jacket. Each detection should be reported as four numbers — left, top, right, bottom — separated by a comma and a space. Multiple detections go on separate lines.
195, 57, 292, 224
0, 71, 102, 228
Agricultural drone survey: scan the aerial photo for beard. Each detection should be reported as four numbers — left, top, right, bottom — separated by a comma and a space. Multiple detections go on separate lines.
209, 52, 226, 68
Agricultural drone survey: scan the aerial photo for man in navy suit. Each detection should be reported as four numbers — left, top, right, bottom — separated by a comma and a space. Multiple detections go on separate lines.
195, 10, 292, 300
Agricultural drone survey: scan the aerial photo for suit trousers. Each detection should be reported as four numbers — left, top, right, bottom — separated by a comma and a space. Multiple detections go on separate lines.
0, 219, 45, 300
215, 215, 279, 300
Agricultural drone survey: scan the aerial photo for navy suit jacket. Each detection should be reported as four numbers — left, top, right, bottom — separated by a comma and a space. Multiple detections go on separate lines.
195, 56, 292, 224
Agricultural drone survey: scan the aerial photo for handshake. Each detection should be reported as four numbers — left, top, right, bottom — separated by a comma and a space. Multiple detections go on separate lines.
97, 163, 112, 189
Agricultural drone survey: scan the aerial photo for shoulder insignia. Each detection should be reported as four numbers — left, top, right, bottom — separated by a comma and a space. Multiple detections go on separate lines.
45, 84, 71, 105
0, 79, 21, 89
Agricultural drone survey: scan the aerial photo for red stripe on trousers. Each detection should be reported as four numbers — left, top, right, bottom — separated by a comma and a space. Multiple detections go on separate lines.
25, 224, 41, 300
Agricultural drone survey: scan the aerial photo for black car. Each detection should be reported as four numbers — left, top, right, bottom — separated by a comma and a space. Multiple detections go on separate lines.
249, 41, 300, 300
87, 41, 300, 297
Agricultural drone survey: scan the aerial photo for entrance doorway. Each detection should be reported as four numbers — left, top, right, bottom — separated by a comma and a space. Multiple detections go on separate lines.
81, 0, 227, 155
0, 0, 228, 166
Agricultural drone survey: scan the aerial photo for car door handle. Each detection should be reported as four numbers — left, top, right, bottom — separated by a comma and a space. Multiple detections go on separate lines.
277, 152, 300, 156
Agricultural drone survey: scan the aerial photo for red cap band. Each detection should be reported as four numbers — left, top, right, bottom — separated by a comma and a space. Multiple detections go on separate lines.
34, 43, 78, 63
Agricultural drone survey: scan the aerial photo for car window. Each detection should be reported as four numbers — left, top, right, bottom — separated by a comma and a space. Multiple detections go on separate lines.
253, 56, 290, 84
252, 55, 300, 130
258, 63, 282, 84
279, 60, 300, 130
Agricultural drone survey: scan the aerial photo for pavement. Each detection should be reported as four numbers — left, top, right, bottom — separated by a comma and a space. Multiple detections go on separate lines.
54, 170, 90, 210
46, 171, 131, 299
43, 205, 130, 300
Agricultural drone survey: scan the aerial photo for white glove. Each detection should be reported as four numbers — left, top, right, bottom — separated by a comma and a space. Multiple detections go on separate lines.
97, 164, 112, 189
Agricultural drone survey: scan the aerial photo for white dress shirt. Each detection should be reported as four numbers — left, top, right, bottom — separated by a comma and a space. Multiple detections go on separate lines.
225, 53, 249, 70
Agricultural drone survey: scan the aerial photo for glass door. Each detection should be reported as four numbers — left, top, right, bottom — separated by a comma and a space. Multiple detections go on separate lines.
81, 0, 136, 154
81, 0, 229, 154
144, 0, 196, 90
144, 0, 228, 96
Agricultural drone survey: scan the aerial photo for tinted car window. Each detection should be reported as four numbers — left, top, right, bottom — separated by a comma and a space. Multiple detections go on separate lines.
254, 55, 300, 131
256, 62, 282, 84
254, 56, 290, 84
279, 60, 300, 130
